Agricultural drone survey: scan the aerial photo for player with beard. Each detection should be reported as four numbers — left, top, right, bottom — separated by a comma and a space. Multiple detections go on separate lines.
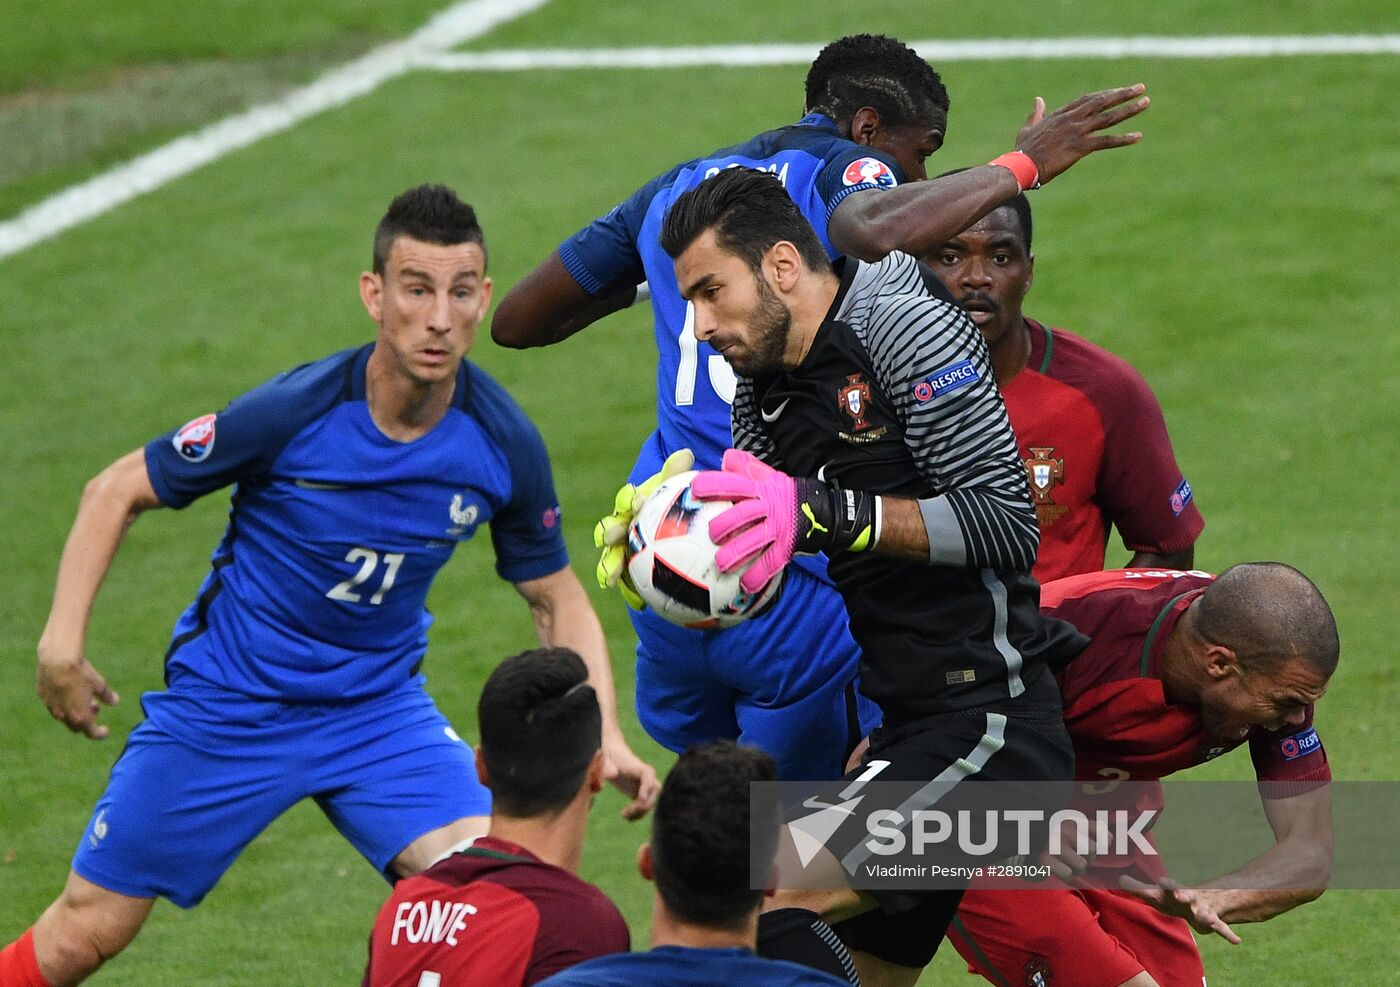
949, 564, 1336, 987
661, 167, 1091, 986
493, 32, 1149, 784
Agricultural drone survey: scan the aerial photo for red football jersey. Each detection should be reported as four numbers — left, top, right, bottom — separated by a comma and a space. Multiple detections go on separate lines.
951, 570, 1330, 983
364, 837, 630, 987
1001, 320, 1205, 582
1044, 568, 1331, 786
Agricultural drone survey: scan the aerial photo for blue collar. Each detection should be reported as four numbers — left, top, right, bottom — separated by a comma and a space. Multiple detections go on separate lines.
796, 111, 841, 133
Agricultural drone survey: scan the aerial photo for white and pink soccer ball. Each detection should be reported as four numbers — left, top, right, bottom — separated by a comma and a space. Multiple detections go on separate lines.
625, 470, 783, 629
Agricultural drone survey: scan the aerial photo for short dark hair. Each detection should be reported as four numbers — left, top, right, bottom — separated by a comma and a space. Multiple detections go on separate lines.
998, 193, 1033, 256
1193, 563, 1340, 677
935, 167, 1033, 254
805, 34, 949, 129
478, 648, 602, 817
651, 740, 779, 929
660, 167, 830, 276
372, 183, 486, 275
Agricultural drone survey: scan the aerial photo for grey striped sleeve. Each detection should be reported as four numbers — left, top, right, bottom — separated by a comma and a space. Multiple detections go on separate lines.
849, 254, 1039, 570
730, 375, 783, 467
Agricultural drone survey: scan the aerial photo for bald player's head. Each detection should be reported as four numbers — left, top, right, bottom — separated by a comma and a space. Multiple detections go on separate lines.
1191, 562, 1339, 676
1179, 562, 1337, 740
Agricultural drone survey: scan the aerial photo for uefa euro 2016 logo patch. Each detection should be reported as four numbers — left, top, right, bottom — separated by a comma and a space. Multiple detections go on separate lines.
172, 413, 217, 463
913, 360, 980, 404
1170, 477, 1194, 516
842, 157, 897, 189
1279, 726, 1321, 761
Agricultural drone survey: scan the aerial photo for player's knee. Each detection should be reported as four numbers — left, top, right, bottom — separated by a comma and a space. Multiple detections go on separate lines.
34, 918, 126, 986
35, 883, 148, 984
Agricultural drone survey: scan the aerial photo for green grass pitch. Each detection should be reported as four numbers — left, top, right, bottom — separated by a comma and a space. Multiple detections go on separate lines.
2, 2, 1398, 983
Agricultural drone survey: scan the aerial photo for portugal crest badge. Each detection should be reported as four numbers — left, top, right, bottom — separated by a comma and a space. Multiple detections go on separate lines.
1024, 446, 1065, 505
838, 373, 873, 431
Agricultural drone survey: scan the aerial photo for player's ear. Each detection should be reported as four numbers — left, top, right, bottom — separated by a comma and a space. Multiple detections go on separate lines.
586, 748, 606, 794
767, 241, 801, 292
1025, 254, 1035, 295
849, 106, 881, 146
360, 271, 384, 324
474, 746, 490, 789
637, 842, 654, 882
1203, 644, 1240, 681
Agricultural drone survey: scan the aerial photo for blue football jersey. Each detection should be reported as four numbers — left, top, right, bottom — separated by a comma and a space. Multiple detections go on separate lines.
144, 345, 568, 702
536, 945, 849, 987
558, 113, 903, 481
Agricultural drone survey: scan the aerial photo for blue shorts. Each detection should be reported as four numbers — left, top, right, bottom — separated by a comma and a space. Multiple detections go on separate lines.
71, 678, 489, 908
633, 561, 881, 780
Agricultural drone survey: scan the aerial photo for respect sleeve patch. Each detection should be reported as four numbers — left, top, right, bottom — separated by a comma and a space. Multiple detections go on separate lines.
912, 360, 980, 404
1170, 477, 1194, 516
1279, 726, 1321, 761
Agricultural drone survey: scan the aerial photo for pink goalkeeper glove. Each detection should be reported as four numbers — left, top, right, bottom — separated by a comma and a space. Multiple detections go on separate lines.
690, 449, 879, 594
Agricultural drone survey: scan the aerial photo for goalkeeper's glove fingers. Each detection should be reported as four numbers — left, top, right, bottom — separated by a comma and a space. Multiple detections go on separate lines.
594, 448, 697, 552
592, 447, 696, 608
595, 540, 646, 610
691, 449, 878, 594
637, 448, 695, 501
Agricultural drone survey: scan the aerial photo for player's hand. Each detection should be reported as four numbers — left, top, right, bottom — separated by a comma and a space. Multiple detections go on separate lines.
601, 733, 661, 821
692, 449, 877, 594
1119, 875, 1242, 944
1038, 814, 1101, 880
594, 448, 695, 609
1013, 84, 1149, 185
36, 646, 120, 740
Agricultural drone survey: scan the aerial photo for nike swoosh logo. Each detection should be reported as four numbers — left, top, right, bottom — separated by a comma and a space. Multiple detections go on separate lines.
294, 479, 352, 490
760, 398, 791, 423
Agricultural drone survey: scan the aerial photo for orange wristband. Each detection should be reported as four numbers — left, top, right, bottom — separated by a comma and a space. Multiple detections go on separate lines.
988, 151, 1040, 192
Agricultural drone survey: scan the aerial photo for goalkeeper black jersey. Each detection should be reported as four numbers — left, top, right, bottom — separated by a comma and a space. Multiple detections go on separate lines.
731, 253, 1087, 725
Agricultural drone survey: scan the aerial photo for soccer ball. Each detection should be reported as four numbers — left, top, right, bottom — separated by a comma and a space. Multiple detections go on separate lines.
626, 470, 783, 629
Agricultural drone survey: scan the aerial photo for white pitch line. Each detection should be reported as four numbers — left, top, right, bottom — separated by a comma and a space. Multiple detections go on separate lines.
416, 33, 1400, 72
0, 0, 549, 262
5, 29, 1398, 262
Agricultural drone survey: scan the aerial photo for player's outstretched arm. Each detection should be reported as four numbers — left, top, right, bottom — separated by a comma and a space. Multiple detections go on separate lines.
512, 566, 660, 820
36, 448, 164, 740
1121, 784, 1332, 942
492, 251, 642, 348
828, 84, 1149, 261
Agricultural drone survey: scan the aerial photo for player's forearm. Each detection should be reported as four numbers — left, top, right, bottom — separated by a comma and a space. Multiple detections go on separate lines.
1194, 885, 1324, 925
1196, 838, 1331, 923
39, 450, 161, 659
866, 496, 928, 561
858, 491, 1037, 570
823, 488, 1038, 570
492, 251, 634, 348
828, 168, 1021, 261
525, 571, 624, 738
